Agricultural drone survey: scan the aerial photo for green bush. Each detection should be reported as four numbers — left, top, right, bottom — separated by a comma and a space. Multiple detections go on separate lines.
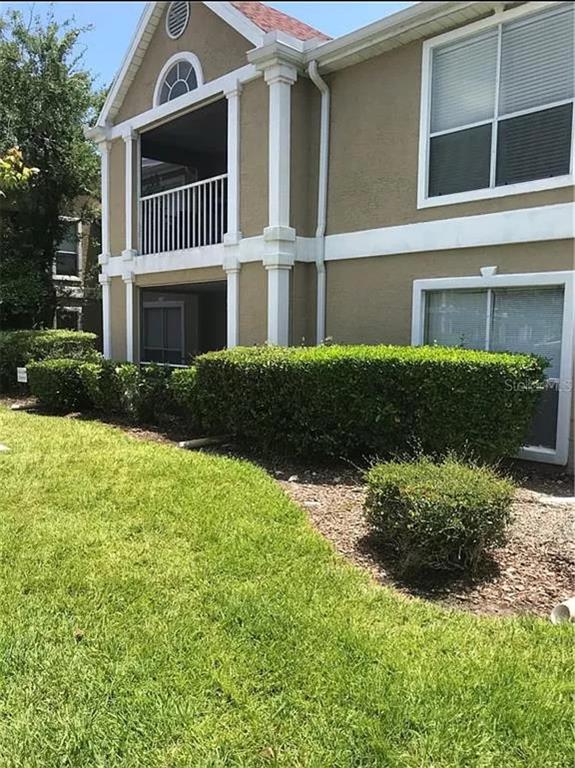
364, 456, 515, 572
79, 359, 122, 413
170, 367, 199, 427
0, 329, 98, 393
116, 363, 175, 423
195, 345, 545, 462
27, 358, 91, 413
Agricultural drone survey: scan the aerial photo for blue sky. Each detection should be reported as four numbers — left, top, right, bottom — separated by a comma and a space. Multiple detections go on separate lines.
0, 2, 414, 88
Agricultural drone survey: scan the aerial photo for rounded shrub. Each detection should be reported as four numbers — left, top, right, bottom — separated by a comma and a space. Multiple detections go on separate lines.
79, 359, 122, 413
27, 358, 92, 413
0, 329, 98, 393
364, 456, 515, 572
116, 363, 175, 423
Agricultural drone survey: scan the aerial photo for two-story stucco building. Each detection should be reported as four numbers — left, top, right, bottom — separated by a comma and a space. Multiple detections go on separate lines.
88, 0, 574, 467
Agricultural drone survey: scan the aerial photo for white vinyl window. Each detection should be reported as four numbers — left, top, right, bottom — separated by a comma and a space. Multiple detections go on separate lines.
153, 53, 203, 107
419, 2, 575, 207
412, 271, 574, 465
54, 220, 80, 278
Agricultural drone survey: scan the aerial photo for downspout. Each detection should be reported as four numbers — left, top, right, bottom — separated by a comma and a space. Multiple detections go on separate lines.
307, 60, 330, 345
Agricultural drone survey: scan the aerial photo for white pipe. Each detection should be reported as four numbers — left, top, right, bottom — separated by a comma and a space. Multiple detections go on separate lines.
307, 60, 330, 345
550, 597, 575, 624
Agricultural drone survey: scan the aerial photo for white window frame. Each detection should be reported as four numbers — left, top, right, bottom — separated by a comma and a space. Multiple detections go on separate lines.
54, 305, 82, 331
53, 217, 81, 281
141, 300, 185, 365
411, 269, 574, 466
153, 52, 204, 108
417, 1, 575, 209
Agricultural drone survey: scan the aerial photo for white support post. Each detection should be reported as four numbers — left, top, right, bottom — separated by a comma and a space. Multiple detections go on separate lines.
98, 140, 112, 265
99, 274, 112, 359
261, 60, 298, 346
123, 271, 136, 362
224, 264, 240, 348
266, 264, 291, 346
265, 63, 297, 230
224, 81, 242, 243
123, 128, 138, 260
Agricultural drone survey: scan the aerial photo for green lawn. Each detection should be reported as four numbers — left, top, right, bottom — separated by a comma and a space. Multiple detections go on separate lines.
0, 407, 571, 767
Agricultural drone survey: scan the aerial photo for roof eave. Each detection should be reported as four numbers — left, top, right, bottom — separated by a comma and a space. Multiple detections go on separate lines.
305, 1, 498, 72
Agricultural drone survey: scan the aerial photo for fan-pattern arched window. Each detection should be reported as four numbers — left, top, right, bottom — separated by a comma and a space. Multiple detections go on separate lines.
158, 59, 198, 104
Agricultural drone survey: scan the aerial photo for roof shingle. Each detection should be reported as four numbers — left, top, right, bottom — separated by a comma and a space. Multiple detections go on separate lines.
230, 1, 331, 41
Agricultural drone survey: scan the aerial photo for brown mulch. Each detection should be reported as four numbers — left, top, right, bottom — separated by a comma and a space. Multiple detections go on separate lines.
267, 461, 574, 618
3, 397, 574, 618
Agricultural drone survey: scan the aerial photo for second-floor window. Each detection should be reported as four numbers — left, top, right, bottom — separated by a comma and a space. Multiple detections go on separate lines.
55, 221, 79, 277
422, 2, 574, 202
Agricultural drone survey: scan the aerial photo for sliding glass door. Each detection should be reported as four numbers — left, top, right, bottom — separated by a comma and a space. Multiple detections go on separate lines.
424, 285, 565, 450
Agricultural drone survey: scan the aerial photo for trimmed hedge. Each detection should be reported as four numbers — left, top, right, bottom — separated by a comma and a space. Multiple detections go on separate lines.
195, 345, 546, 462
365, 456, 515, 572
0, 329, 97, 392
28, 357, 192, 425
27, 359, 91, 413
170, 367, 199, 427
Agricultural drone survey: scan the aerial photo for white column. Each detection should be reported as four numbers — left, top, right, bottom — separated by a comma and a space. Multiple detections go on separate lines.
123, 271, 136, 362
98, 140, 112, 264
224, 81, 242, 243
262, 62, 297, 345
224, 264, 240, 348
99, 274, 112, 359
265, 63, 297, 229
266, 265, 291, 346
123, 128, 138, 260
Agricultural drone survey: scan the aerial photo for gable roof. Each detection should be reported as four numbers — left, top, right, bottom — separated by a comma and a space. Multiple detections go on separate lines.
95, 1, 328, 129
229, 2, 330, 41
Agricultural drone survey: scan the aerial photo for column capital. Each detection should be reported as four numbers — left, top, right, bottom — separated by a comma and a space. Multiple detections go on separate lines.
122, 270, 135, 285
98, 273, 111, 286
122, 126, 137, 143
224, 80, 243, 100
263, 62, 298, 87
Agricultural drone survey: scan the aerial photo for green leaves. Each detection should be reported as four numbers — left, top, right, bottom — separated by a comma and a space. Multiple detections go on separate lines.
195, 345, 546, 462
365, 456, 515, 572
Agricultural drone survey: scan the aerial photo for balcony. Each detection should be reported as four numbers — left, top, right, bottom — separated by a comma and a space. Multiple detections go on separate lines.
139, 98, 228, 257
140, 174, 227, 255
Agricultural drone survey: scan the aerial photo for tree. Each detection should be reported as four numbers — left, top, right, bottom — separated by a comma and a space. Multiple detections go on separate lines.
0, 146, 38, 198
0, 10, 101, 329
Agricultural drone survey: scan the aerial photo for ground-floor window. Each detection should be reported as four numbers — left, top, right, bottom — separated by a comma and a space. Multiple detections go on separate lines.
412, 271, 573, 464
142, 302, 184, 365
54, 306, 82, 331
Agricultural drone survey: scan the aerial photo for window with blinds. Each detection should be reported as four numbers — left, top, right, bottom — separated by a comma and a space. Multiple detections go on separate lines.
424, 285, 565, 449
427, 3, 574, 197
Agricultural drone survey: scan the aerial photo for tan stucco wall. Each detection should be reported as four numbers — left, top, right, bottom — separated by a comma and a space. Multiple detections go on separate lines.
325, 40, 574, 236
239, 261, 267, 345
110, 277, 126, 360
291, 262, 316, 345
240, 78, 268, 238
115, 4, 252, 125
325, 240, 574, 345
109, 139, 126, 256
290, 78, 320, 237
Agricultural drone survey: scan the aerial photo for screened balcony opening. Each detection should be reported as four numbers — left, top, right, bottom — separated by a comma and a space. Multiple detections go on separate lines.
140, 281, 227, 366
140, 99, 228, 254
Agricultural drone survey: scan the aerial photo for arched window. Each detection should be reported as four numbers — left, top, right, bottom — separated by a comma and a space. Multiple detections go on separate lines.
154, 53, 204, 107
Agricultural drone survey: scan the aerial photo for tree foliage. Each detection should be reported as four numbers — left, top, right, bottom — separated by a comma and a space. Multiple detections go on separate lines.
0, 146, 38, 198
0, 10, 101, 328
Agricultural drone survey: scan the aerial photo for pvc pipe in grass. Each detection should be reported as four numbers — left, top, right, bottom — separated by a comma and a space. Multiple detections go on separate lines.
550, 597, 575, 624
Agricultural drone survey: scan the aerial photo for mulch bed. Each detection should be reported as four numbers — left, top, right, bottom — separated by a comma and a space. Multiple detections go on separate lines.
3, 397, 573, 618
